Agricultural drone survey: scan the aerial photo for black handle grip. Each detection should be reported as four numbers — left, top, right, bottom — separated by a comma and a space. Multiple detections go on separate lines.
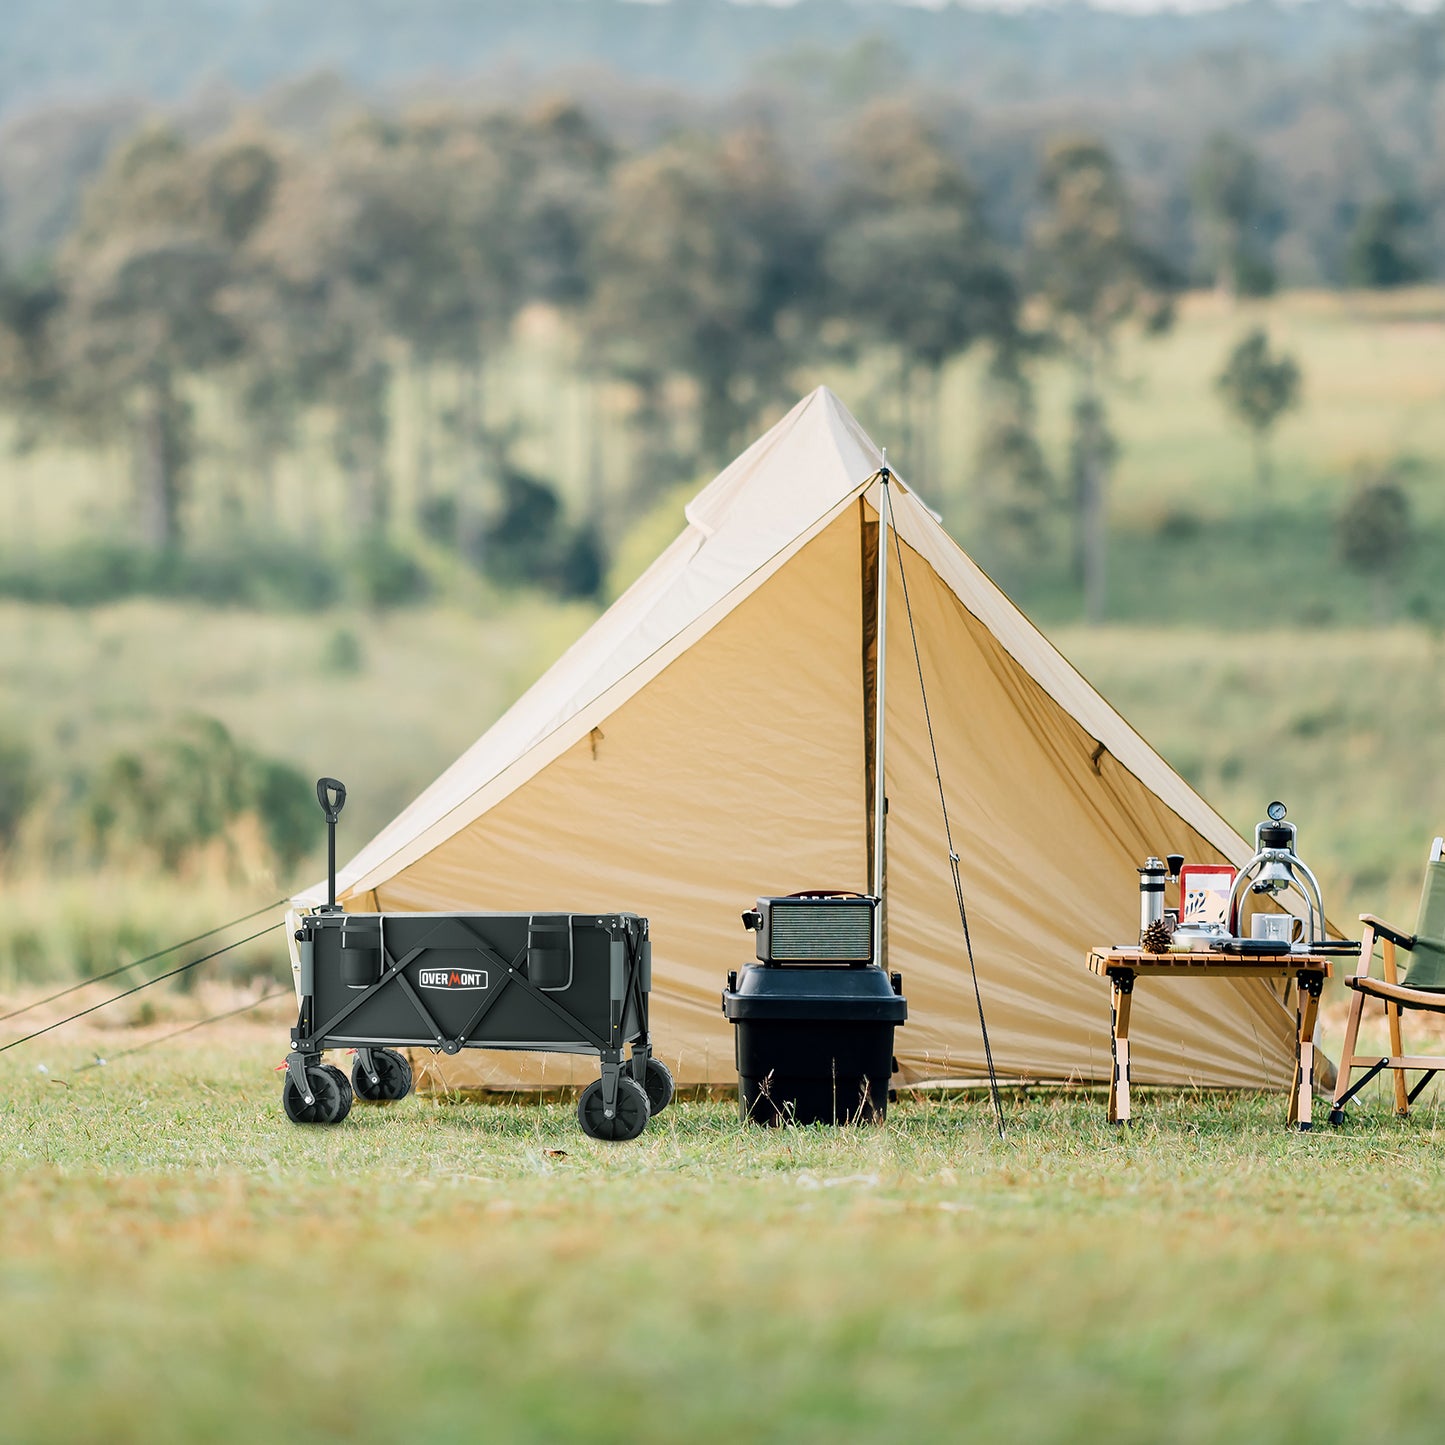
316, 777, 347, 823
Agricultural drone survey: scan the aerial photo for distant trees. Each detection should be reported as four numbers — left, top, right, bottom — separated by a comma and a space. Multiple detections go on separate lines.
45, 126, 264, 547
825, 102, 1018, 483
1029, 136, 1174, 624
972, 352, 1054, 569
1215, 328, 1302, 491
86, 715, 315, 877
3, 90, 1357, 625
0, 730, 34, 854
1193, 134, 1279, 298
1347, 198, 1428, 289
588, 125, 816, 470
0, 262, 61, 451
1337, 470, 1413, 623
0, 102, 628, 600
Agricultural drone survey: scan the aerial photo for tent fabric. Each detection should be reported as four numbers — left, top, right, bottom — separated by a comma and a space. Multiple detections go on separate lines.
297, 385, 1305, 1092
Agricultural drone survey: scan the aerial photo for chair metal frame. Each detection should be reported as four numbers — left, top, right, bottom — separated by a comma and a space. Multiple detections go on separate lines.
1329, 837, 1445, 1124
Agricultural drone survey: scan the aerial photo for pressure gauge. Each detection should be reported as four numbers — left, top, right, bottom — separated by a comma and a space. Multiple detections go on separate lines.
1267, 800, 1287, 823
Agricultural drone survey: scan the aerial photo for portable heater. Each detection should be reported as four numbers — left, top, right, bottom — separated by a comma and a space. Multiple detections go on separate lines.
741, 893, 878, 965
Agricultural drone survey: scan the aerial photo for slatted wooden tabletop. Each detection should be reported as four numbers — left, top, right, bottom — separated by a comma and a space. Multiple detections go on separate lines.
1086, 947, 1334, 979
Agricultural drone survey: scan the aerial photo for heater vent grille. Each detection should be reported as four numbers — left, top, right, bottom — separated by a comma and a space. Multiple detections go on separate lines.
770, 902, 874, 962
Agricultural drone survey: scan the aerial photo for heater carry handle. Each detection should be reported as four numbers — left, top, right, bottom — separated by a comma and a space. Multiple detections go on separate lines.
316, 777, 347, 824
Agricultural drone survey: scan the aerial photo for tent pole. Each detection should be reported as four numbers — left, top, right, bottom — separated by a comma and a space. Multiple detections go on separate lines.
872, 461, 890, 964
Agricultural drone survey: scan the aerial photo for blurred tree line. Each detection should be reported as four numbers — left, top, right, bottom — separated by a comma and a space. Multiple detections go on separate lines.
0, 93, 1171, 618
0, 9, 1439, 618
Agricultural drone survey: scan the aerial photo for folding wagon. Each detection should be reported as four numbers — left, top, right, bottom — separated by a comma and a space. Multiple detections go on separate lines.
282, 781, 671, 1141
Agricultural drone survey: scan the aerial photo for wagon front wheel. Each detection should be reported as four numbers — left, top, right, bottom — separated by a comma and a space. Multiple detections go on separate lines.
578, 1075, 650, 1142
283, 1065, 348, 1125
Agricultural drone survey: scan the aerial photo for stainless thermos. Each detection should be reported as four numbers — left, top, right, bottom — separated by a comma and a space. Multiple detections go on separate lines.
1138, 857, 1168, 934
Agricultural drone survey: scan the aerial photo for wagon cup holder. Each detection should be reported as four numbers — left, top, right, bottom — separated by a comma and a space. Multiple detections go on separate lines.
339, 915, 381, 989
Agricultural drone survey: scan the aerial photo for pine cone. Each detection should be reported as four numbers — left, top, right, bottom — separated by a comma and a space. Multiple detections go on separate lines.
1141, 918, 1173, 954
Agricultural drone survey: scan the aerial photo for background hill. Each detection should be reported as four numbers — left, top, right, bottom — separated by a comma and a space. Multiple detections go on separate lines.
0, 0, 1385, 117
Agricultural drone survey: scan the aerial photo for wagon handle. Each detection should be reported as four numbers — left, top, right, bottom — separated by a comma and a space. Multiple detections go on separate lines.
316, 777, 347, 823
316, 777, 347, 910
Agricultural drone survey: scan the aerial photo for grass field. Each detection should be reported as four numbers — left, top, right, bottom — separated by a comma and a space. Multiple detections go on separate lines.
3, 1009, 1444, 1445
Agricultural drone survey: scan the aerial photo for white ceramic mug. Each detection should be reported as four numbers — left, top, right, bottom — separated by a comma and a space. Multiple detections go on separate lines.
1251, 912, 1303, 945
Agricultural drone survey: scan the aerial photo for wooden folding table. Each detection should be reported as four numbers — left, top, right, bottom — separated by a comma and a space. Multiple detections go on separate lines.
1085, 948, 1333, 1130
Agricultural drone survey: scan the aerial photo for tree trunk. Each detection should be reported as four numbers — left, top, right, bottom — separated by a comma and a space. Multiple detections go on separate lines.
1080, 442, 1107, 626
699, 374, 735, 465
1254, 429, 1271, 494
1070, 359, 1110, 626
456, 358, 489, 566
136, 375, 184, 550
335, 359, 392, 534
1373, 572, 1391, 627
413, 357, 433, 514
896, 355, 913, 467
584, 375, 607, 538
923, 364, 943, 496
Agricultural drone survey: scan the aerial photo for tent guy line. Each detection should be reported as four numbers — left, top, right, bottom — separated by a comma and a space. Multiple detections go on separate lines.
72, 988, 292, 1075
883, 465, 1005, 1139
0, 921, 284, 1057
0, 898, 287, 1028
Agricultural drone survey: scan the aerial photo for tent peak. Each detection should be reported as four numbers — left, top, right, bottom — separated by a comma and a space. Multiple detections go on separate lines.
682, 385, 890, 541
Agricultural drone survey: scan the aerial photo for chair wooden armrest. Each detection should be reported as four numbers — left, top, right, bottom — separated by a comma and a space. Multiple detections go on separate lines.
1360, 913, 1416, 951
1346, 974, 1445, 1011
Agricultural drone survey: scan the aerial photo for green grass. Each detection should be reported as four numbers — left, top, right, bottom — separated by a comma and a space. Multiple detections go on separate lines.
3, 1022, 1445, 1444
0, 596, 592, 988
4, 603, 1441, 981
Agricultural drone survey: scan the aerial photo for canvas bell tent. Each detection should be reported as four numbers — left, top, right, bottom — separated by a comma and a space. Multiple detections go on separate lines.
297, 386, 1304, 1094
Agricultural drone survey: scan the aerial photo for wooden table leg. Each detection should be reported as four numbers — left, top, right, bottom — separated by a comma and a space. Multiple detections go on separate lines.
1108, 970, 1134, 1126
1289, 969, 1323, 1131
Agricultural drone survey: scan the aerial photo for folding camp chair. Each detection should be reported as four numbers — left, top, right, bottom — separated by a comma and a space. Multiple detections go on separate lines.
1329, 838, 1445, 1124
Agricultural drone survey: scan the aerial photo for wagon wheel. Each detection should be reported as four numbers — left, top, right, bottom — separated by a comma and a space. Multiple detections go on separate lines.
641, 1057, 675, 1115
283, 1065, 347, 1125
577, 1075, 650, 1142
352, 1048, 413, 1103
321, 1063, 354, 1123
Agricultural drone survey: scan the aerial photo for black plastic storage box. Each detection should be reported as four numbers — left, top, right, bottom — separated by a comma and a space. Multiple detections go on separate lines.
723, 893, 906, 1125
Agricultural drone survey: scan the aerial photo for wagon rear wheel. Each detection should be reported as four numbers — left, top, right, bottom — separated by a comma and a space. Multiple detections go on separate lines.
352, 1048, 413, 1103
642, 1057, 675, 1115
578, 1075, 650, 1142
321, 1063, 353, 1123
